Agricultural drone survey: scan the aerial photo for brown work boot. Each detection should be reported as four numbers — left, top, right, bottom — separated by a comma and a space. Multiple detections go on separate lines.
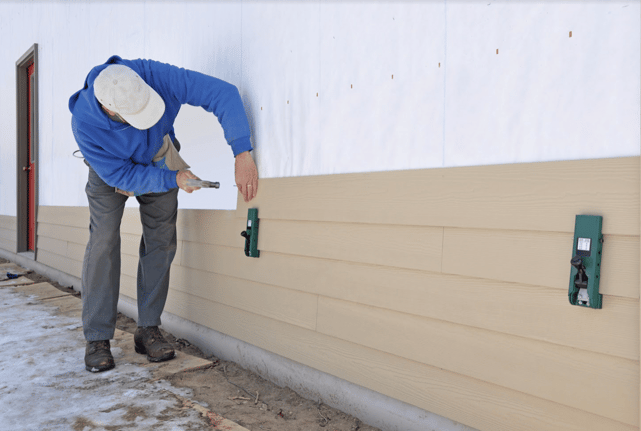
85, 340, 115, 372
134, 326, 175, 362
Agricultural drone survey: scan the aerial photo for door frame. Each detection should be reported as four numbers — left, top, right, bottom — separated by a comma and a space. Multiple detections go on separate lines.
16, 43, 38, 258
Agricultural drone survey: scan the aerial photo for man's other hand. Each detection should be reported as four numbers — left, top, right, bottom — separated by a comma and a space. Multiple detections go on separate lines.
235, 151, 258, 202
176, 170, 201, 193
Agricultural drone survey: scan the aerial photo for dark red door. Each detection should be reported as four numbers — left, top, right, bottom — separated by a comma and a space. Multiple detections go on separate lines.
26, 63, 35, 251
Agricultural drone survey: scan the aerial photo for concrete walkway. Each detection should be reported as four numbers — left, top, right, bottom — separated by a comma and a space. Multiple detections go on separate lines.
0, 263, 248, 431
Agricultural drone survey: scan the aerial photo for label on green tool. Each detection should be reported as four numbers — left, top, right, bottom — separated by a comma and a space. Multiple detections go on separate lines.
577, 238, 591, 252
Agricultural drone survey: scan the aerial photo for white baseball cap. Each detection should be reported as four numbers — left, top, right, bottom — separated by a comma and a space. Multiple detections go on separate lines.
94, 64, 165, 130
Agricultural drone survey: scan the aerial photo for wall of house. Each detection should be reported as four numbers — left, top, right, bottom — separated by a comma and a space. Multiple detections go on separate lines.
29, 155, 640, 430
1, 1, 639, 430
0, 216, 17, 255
0, 1, 638, 214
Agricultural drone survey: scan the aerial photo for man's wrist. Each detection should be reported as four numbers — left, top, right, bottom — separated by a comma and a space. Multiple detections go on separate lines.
231, 136, 253, 157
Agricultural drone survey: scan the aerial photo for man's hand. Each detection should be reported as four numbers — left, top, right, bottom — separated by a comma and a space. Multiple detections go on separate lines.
176, 170, 201, 193
235, 151, 258, 202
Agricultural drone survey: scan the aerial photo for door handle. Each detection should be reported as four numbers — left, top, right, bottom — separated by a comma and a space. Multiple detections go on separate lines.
22, 165, 31, 171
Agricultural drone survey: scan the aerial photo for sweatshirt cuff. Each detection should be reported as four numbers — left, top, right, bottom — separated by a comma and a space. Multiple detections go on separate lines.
230, 136, 253, 157
164, 169, 179, 189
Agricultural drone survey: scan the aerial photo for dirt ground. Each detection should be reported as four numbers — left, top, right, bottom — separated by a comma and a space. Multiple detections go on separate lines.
1, 257, 381, 431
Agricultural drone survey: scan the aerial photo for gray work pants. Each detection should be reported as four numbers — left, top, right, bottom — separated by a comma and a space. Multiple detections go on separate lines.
82, 162, 178, 341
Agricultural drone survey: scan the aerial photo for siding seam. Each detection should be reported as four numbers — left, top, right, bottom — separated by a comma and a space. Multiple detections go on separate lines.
315, 294, 319, 332
440, 226, 445, 273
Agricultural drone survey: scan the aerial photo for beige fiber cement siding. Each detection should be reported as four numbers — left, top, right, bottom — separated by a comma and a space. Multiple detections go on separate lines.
0, 215, 17, 253
22, 156, 640, 430
235, 157, 639, 234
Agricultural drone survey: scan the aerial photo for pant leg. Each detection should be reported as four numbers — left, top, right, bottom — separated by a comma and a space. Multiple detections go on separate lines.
134, 187, 179, 327
82, 164, 128, 341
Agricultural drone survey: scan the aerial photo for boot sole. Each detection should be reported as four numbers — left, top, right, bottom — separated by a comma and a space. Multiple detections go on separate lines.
135, 343, 176, 363
85, 362, 115, 373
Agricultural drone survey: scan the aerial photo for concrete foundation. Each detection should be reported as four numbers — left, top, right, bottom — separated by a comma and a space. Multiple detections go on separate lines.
0, 248, 478, 431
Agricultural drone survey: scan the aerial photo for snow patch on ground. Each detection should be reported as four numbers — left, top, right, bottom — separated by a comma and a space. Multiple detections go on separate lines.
0, 287, 208, 431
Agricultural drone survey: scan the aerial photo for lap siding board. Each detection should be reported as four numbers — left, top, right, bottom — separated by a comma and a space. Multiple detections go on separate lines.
24, 156, 641, 430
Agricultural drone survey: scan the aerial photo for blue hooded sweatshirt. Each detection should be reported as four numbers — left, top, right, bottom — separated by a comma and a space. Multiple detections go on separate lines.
69, 55, 252, 194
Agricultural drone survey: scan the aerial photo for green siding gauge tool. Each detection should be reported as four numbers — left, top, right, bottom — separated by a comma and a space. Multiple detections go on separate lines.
240, 208, 260, 258
568, 215, 603, 309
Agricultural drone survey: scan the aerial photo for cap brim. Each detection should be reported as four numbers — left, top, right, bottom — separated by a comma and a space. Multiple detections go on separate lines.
121, 87, 165, 130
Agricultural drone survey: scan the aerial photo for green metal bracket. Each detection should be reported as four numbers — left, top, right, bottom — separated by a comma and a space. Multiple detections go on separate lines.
241, 208, 260, 258
568, 215, 603, 309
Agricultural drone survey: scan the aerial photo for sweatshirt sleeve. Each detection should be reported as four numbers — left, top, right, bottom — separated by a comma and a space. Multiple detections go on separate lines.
72, 117, 178, 193
143, 59, 253, 157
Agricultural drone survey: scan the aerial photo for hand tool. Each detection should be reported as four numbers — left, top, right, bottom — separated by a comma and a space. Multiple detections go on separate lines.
185, 179, 220, 189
